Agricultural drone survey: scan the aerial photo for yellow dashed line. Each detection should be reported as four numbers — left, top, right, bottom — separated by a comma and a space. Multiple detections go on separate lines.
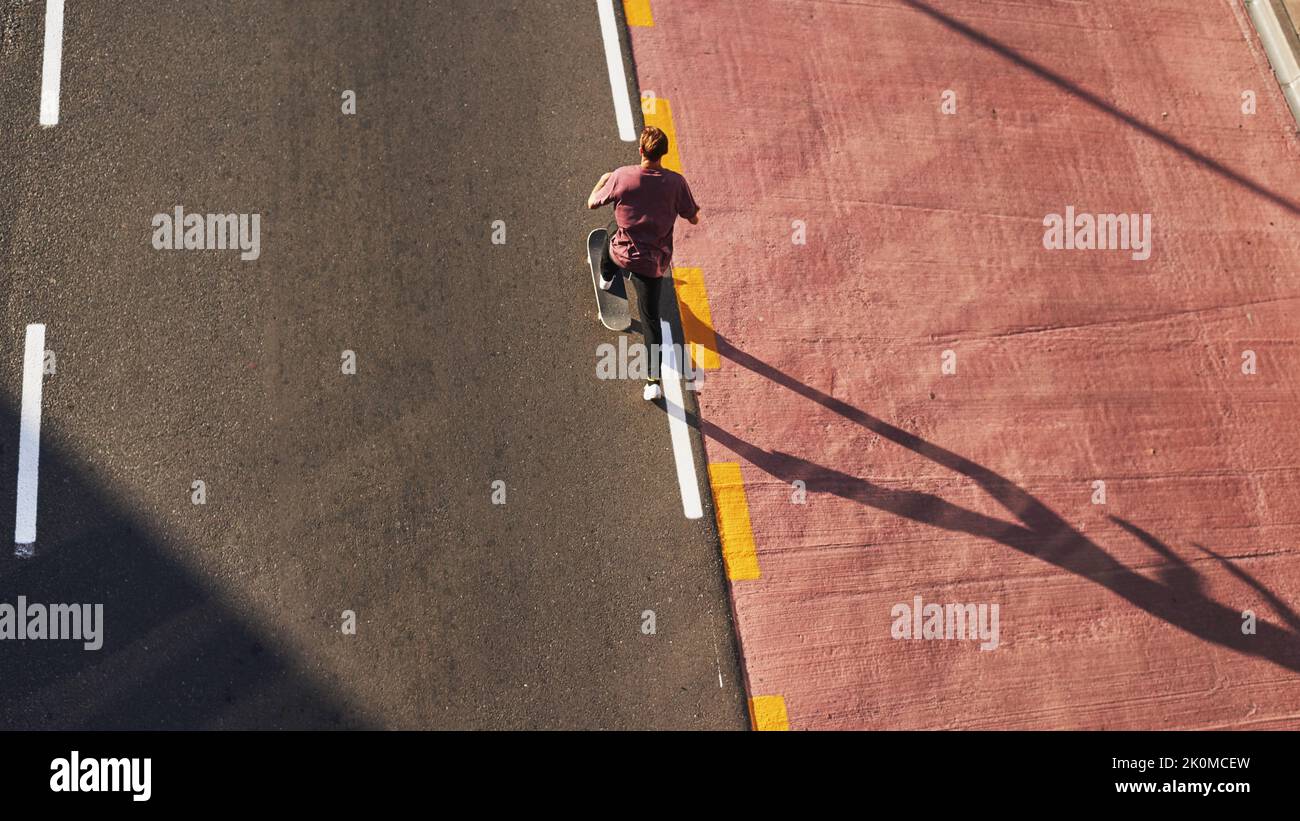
627, 9, 776, 734
708, 462, 761, 581
623, 0, 654, 27
641, 95, 683, 173
632, 12, 776, 732
672, 266, 720, 370
749, 695, 790, 731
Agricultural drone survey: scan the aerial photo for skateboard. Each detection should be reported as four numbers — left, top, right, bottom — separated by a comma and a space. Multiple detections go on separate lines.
587, 228, 631, 331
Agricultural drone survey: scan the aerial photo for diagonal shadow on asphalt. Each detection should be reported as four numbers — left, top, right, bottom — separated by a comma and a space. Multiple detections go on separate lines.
0, 397, 374, 730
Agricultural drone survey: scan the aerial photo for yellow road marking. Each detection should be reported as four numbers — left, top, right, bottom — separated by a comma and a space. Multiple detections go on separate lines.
623, 0, 654, 27
708, 462, 761, 581
749, 695, 790, 731
642, 96, 683, 173
672, 267, 720, 370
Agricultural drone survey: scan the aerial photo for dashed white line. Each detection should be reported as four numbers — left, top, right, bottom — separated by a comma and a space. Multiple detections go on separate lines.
660, 321, 703, 519
596, 0, 636, 142
39, 0, 64, 127
15, 324, 46, 556
708, 605, 724, 688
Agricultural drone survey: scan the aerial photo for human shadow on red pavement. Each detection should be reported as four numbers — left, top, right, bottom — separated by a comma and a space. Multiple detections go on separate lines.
680, 328, 1300, 674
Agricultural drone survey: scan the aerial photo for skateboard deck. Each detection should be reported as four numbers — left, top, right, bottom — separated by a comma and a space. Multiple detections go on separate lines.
588, 228, 630, 331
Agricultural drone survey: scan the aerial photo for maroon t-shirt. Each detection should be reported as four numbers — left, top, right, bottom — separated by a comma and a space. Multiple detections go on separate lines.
593, 165, 699, 278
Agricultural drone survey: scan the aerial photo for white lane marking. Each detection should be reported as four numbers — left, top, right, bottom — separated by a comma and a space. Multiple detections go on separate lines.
596, 0, 636, 141
15, 324, 46, 555
660, 321, 703, 519
709, 606, 724, 688
39, 0, 65, 127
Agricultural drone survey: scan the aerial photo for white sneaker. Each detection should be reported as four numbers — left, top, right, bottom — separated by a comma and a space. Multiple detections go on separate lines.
643, 382, 663, 401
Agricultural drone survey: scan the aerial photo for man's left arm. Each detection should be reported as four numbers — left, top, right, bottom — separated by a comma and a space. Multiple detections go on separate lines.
677, 178, 701, 224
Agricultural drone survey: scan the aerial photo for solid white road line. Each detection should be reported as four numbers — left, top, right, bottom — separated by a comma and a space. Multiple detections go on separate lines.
15, 324, 46, 555
39, 0, 64, 127
596, 0, 636, 142
660, 321, 703, 519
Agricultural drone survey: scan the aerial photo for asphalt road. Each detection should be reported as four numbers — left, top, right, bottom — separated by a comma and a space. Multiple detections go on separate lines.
0, 0, 746, 729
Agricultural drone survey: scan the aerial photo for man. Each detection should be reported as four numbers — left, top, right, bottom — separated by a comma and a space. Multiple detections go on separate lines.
587, 125, 701, 400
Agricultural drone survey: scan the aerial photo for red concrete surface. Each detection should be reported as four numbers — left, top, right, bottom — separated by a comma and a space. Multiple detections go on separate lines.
631, 0, 1300, 728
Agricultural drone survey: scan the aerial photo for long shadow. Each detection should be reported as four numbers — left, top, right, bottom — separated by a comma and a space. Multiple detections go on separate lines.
1193, 540, 1300, 633
0, 396, 371, 729
902, 0, 1300, 216
686, 327, 1300, 673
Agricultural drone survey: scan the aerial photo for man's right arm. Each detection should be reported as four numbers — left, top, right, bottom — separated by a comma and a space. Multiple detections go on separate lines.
587, 172, 614, 209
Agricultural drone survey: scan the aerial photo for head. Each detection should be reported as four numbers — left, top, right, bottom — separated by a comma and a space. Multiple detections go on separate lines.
638, 126, 669, 164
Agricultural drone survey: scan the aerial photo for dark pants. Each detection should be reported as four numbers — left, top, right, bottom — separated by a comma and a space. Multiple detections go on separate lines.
602, 249, 665, 382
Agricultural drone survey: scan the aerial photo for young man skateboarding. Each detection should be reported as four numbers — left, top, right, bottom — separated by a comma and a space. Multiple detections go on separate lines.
587, 125, 701, 400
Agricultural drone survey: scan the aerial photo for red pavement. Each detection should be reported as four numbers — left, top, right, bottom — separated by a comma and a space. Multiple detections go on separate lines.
632, 0, 1300, 728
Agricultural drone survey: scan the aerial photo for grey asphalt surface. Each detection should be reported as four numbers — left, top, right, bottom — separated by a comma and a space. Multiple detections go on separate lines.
0, 0, 746, 729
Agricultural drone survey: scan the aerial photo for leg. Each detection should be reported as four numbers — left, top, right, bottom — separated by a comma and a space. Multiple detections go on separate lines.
629, 273, 664, 381
600, 239, 621, 284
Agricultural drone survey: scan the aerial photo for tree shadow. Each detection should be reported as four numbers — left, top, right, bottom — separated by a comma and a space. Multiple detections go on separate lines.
681, 323, 1300, 672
